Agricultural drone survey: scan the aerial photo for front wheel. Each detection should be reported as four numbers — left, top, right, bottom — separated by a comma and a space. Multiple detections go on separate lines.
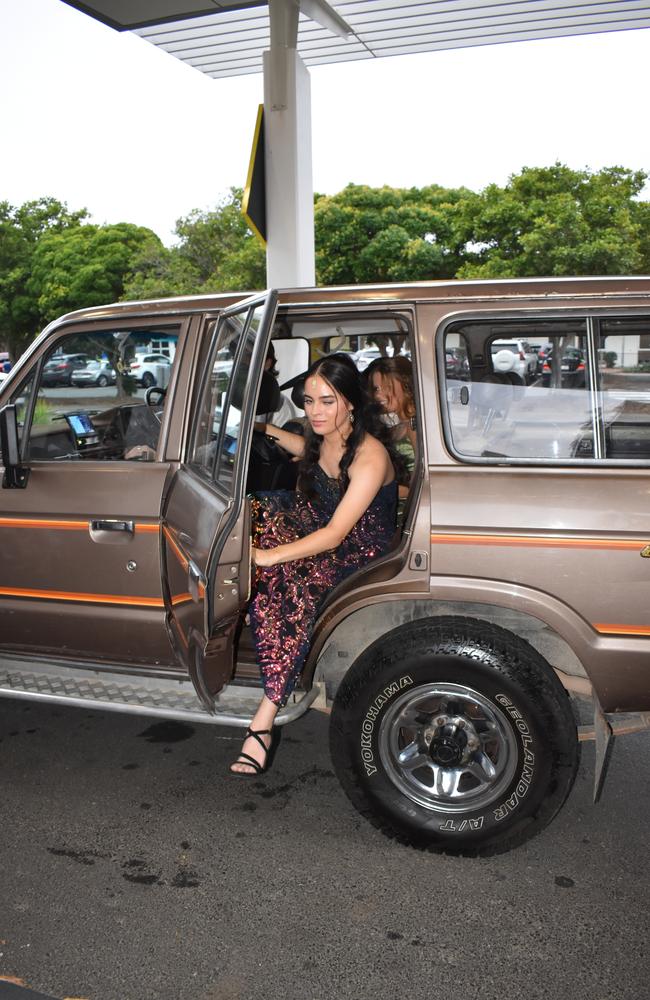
329, 617, 579, 855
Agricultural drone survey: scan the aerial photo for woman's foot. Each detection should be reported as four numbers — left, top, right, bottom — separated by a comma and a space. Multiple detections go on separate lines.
230, 727, 274, 776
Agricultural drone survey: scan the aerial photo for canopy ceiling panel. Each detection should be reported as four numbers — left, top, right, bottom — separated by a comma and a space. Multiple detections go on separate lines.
64, 1, 650, 77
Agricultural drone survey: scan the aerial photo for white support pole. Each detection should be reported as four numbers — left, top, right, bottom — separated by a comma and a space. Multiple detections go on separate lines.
263, 0, 315, 288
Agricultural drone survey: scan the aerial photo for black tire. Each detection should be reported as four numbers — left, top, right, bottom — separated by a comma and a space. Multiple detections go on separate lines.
329, 617, 579, 856
97, 374, 108, 387
142, 372, 155, 389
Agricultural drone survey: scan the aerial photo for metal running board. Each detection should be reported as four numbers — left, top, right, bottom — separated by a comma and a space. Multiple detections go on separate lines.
0, 659, 320, 728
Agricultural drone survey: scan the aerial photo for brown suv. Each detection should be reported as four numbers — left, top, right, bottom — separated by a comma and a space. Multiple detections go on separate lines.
1, 277, 649, 855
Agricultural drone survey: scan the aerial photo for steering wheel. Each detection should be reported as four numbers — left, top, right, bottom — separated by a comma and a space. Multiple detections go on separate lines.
247, 430, 298, 492
145, 386, 166, 407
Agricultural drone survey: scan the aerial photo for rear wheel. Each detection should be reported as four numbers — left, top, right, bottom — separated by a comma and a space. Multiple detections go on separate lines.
142, 371, 155, 389
329, 617, 579, 855
97, 374, 108, 387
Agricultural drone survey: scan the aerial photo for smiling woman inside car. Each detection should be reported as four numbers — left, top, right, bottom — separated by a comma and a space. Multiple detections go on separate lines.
367, 356, 417, 525
230, 353, 398, 777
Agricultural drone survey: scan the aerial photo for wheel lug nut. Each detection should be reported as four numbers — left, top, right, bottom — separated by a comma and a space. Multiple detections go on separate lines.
435, 716, 446, 726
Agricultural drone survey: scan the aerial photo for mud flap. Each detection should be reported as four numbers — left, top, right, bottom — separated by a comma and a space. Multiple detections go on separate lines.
593, 697, 613, 803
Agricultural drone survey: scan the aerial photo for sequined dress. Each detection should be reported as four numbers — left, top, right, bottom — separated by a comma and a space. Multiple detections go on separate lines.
249, 465, 397, 707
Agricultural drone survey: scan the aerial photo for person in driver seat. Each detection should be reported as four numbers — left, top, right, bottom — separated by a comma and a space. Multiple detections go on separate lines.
258, 342, 299, 429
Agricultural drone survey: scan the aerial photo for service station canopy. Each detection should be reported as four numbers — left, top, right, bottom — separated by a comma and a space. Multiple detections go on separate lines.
64, 1, 650, 78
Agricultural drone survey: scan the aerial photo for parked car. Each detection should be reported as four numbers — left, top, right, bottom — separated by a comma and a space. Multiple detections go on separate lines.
445, 347, 470, 380
528, 342, 552, 373
490, 338, 537, 381
41, 353, 91, 386
1, 277, 649, 857
70, 360, 117, 387
541, 346, 587, 387
129, 352, 172, 388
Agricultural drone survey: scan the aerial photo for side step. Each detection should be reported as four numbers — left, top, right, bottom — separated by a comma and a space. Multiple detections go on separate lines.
0, 658, 320, 728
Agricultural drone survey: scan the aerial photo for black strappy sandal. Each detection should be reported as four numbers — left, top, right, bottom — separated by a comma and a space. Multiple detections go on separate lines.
229, 727, 279, 777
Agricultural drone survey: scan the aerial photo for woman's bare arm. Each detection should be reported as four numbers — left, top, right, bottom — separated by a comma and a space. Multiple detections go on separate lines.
254, 421, 305, 457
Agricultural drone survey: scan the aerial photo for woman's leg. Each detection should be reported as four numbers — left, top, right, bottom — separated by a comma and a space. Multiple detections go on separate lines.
230, 694, 279, 775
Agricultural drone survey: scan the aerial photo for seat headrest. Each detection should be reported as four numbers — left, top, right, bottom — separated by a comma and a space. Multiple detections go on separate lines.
255, 371, 283, 416
280, 371, 307, 411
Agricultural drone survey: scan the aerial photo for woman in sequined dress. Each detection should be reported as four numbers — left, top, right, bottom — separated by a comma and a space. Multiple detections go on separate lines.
230, 354, 398, 776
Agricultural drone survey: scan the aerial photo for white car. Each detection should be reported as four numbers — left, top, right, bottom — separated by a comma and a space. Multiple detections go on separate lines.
129, 353, 172, 388
490, 339, 537, 382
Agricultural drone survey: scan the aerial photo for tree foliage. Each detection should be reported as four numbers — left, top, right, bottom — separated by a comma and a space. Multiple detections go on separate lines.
28, 222, 161, 320
314, 183, 470, 285
455, 164, 650, 278
0, 197, 88, 359
122, 187, 266, 300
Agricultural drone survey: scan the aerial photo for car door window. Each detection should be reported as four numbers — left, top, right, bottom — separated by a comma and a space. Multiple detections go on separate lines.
22, 327, 179, 462
189, 306, 259, 488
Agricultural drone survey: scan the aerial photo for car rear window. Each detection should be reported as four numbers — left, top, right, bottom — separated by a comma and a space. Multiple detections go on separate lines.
441, 316, 650, 464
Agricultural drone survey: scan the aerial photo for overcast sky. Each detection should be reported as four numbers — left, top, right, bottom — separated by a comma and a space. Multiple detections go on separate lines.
2, 0, 649, 244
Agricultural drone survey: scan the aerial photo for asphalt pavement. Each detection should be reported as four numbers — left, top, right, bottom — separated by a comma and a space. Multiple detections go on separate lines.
1, 699, 648, 1000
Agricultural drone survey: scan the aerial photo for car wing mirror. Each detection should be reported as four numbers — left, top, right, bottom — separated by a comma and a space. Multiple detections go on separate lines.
0, 404, 30, 488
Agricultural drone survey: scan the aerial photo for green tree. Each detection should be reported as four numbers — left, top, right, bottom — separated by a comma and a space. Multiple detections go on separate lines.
28, 221, 162, 321
123, 187, 266, 300
314, 183, 470, 285
455, 164, 649, 278
0, 197, 88, 360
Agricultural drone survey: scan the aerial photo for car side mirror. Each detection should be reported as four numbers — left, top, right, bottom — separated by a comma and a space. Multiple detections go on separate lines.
0, 404, 29, 488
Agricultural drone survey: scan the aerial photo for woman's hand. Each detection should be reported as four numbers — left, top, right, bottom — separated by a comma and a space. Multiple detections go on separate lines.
252, 546, 276, 568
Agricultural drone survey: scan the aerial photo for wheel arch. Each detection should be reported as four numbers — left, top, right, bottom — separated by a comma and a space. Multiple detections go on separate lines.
308, 592, 593, 704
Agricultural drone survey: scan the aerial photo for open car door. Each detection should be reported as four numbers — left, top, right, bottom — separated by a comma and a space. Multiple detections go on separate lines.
161, 292, 277, 709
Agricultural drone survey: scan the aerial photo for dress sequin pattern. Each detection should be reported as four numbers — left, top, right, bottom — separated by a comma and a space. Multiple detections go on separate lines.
249, 465, 397, 707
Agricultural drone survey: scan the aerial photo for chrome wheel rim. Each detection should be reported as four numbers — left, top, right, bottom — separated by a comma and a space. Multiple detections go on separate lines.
378, 682, 518, 814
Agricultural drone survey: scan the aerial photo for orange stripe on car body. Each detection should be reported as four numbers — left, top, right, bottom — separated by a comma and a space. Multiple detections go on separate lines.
0, 586, 164, 607
0, 516, 159, 534
431, 531, 648, 551
163, 525, 189, 572
594, 623, 650, 636
171, 592, 193, 606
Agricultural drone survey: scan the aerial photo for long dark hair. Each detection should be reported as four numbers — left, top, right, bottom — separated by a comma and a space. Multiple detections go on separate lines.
298, 353, 402, 497
366, 356, 416, 421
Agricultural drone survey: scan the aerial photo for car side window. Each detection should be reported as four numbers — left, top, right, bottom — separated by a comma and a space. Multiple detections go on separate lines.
599, 318, 650, 460
188, 304, 263, 490
23, 327, 179, 462
443, 319, 597, 462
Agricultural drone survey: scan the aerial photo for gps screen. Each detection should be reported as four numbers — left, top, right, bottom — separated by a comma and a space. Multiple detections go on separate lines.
67, 413, 95, 436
